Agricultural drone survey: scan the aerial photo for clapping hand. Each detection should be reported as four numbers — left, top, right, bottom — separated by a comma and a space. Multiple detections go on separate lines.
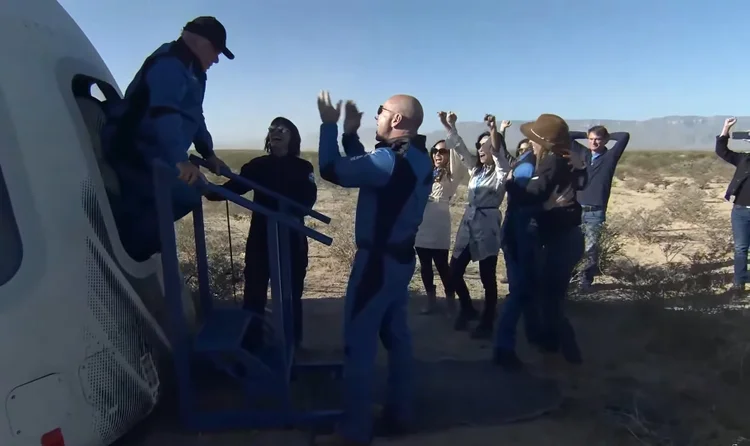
317, 90, 342, 124
343, 100, 363, 134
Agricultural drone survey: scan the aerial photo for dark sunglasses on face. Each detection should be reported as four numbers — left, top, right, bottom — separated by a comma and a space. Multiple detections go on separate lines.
377, 105, 396, 116
268, 125, 290, 134
433, 148, 449, 155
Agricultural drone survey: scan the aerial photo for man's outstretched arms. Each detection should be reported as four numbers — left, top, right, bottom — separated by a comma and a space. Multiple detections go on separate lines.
318, 123, 394, 188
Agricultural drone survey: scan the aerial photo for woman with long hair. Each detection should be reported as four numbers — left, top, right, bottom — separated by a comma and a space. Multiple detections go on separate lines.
500, 113, 586, 366
414, 139, 466, 314
439, 111, 513, 339
205, 116, 317, 350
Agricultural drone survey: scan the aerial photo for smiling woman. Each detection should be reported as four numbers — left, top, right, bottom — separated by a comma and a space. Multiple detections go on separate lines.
439, 111, 515, 339
205, 115, 315, 350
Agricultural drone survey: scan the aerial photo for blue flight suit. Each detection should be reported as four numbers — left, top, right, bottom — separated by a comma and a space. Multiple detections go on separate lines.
101, 39, 215, 261
494, 151, 543, 354
318, 123, 432, 444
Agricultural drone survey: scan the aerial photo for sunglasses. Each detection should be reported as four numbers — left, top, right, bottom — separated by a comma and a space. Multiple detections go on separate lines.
268, 125, 290, 134
432, 148, 449, 155
376, 105, 399, 120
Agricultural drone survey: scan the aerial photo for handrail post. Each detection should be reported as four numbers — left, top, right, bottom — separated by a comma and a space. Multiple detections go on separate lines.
192, 201, 212, 316
277, 203, 294, 370
266, 218, 292, 407
152, 165, 195, 422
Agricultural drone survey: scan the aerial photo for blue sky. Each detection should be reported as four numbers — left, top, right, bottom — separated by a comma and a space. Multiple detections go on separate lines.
60, 0, 750, 147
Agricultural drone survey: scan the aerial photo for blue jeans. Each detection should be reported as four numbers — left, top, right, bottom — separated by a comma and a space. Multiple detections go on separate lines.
538, 226, 584, 362
339, 249, 414, 444
581, 208, 606, 284
731, 205, 750, 286
494, 210, 542, 352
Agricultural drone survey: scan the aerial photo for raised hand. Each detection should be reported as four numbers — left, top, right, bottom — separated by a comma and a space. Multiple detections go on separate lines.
484, 114, 496, 130
317, 90, 342, 124
725, 117, 737, 129
438, 111, 451, 130
500, 120, 511, 131
343, 100, 363, 134
447, 111, 458, 127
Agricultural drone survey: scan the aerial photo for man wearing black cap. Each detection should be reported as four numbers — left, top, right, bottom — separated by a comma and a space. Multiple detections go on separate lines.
101, 17, 233, 261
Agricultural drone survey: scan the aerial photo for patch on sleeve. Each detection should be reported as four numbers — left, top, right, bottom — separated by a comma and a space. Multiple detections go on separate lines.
308, 172, 316, 184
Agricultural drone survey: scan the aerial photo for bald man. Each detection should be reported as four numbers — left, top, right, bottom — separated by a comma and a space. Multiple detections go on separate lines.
316, 92, 432, 445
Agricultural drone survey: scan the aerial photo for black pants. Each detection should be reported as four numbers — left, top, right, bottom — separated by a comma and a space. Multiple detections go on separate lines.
450, 246, 498, 325
243, 235, 308, 347
415, 247, 453, 295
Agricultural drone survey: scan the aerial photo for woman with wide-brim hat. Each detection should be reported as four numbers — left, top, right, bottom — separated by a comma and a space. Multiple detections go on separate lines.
494, 113, 587, 367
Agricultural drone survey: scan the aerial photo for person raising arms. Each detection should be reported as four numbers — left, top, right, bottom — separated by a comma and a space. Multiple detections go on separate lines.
715, 117, 750, 296
414, 138, 467, 315
569, 125, 630, 291
316, 92, 432, 445
440, 111, 513, 339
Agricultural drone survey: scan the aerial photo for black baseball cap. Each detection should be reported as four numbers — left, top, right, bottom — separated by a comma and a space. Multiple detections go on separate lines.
183, 16, 234, 60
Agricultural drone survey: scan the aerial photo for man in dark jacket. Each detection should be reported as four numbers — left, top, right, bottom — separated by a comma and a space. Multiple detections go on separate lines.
569, 126, 630, 290
102, 16, 232, 261
715, 116, 750, 295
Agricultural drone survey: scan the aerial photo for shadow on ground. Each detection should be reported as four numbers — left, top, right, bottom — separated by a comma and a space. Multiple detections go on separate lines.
117, 280, 750, 446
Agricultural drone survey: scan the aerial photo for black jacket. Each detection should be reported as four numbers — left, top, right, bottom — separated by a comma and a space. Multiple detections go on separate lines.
716, 135, 750, 205
505, 152, 585, 238
207, 154, 317, 245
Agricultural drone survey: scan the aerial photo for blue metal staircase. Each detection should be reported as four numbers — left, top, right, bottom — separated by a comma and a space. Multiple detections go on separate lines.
152, 155, 343, 432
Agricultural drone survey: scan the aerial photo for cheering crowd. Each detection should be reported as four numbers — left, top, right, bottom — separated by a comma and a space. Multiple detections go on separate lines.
98, 16, 750, 446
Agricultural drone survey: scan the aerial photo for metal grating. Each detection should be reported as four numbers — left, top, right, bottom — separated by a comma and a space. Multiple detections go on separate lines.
81, 178, 114, 256
83, 238, 160, 443
79, 348, 154, 444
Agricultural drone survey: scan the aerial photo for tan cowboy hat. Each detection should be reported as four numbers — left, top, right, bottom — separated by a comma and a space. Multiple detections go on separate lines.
520, 114, 570, 153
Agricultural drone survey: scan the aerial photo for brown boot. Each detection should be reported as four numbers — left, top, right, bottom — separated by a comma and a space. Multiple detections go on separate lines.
420, 288, 438, 315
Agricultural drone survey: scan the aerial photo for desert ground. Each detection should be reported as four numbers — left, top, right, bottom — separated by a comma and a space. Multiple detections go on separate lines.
171, 149, 750, 446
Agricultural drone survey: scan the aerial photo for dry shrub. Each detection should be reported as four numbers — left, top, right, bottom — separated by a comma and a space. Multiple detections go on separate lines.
176, 217, 244, 302
616, 207, 672, 243
326, 189, 357, 272
624, 177, 649, 192
588, 221, 626, 275
658, 236, 689, 264
663, 184, 708, 223
610, 257, 726, 306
